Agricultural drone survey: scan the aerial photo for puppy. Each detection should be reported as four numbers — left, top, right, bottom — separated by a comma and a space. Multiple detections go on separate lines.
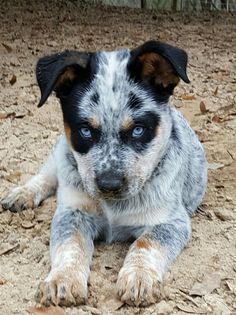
1, 41, 207, 307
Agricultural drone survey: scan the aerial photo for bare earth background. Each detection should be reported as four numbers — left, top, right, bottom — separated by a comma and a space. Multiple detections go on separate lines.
0, 1, 236, 314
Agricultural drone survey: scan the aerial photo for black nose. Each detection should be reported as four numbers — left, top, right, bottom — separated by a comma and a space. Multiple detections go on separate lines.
96, 172, 125, 193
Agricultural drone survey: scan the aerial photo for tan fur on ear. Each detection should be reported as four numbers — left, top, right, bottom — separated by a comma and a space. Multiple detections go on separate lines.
55, 67, 77, 89
139, 53, 180, 88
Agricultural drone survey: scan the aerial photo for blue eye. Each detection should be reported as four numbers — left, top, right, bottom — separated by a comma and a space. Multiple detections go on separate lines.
80, 127, 92, 138
132, 126, 145, 138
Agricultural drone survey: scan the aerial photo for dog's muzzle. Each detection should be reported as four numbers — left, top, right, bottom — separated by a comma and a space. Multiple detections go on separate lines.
96, 171, 126, 195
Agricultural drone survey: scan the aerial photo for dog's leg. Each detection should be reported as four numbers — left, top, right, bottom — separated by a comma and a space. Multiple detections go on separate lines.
116, 215, 191, 306
1, 150, 57, 212
35, 206, 108, 306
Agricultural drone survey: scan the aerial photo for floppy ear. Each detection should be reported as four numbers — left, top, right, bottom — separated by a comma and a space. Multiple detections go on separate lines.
36, 51, 91, 107
128, 41, 190, 98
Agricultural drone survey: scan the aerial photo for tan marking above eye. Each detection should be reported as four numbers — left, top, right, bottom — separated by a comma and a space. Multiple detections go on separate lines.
64, 121, 72, 145
89, 116, 100, 129
121, 116, 134, 130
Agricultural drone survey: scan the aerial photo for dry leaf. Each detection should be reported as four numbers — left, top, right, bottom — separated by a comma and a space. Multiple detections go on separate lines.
181, 94, 196, 100
214, 209, 235, 221
0, 112, 8, 119
189, 272, 221, 296
2, 42, 13, 53
10, 74, 17, 85
200, 101, 208, 114
213, 86, 218, 96
0, 244, 19, 256
82, 305, 101, 314
0, 277, 7, 285
27, 306, 66, 315
212, 115, 223, 123
98, 297, 124, 311
208, 162, 224, 170
21, 221, 35, 229
176, 303, 208, 314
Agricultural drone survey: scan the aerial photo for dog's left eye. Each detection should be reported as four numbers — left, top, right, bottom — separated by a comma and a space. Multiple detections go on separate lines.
80, 127, 92, 138
132, 126, 145, 138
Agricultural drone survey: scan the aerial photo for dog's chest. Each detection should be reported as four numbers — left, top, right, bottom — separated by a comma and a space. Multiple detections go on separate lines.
103, 201, 171, 227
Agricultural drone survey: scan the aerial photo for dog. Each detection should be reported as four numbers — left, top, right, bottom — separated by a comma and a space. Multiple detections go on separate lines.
1, 40, 207, 307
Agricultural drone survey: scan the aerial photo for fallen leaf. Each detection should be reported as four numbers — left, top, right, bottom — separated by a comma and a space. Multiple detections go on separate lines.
0, 112, 8, 119
21, 221, 35, 229
0, 244, 19, 256
27, 306, 66, 315
208, 162, 224, 170
181, 94, 196, 100
176, 303, 208, 314
214, 209, 235, 221
189, 272, 221, 296
213, 86, 218, 96
204, 295, 231, 315
2, 42, 13, 53
200, 101, 208, 114
98, 296, 124, 311
0, 277, 7, 285
82, 306, 101, 314
212, 115, 223, 123
9, 74, 17, 85
0, 112, 16, 120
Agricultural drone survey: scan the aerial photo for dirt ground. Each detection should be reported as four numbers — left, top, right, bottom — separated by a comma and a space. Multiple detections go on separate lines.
0, 1, 236, 314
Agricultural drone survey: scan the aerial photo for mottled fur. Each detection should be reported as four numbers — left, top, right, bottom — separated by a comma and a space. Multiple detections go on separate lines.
1, 41, 207, 307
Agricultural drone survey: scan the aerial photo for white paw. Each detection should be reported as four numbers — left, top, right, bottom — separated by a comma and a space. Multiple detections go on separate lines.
116, 265, 161, 306
1, 186, 36, 212
35, 268, 88, 306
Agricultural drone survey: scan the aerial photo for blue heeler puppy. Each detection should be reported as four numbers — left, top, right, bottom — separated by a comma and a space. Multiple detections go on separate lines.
1, 41, 207, 307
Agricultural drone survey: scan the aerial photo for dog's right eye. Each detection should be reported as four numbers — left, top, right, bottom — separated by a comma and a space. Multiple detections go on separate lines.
80, 127, 92, 138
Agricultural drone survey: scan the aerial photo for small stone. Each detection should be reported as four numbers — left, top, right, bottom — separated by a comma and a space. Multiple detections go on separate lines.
155, 300, 173, 314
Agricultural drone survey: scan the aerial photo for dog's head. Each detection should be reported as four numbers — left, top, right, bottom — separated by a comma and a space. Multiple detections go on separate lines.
36, 41, 189, 199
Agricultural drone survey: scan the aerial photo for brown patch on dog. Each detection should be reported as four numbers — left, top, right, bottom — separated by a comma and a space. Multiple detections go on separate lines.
64, 122, 71, 144
155, 126, 160, 137
135, 237, 152, 249
55, 67, 77, 89
139, 53, 180, 88
89, 116, 99, 129
121, 116, 134, 130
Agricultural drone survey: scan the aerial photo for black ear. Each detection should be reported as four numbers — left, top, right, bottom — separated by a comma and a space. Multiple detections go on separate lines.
128, 41, 190, 98
36, 51, 91, 107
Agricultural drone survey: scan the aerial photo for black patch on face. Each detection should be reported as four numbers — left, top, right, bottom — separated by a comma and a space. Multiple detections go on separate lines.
120, 111, 160, 153
71, 127, 100, 155
60, 81, 101, 154
91, 92, 99, 105
127, 92, 143, 110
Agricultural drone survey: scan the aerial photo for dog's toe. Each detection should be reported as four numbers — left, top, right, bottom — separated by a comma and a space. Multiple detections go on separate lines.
1, 187, 35, 212
35, 269, 88, 306
116, 265, 161, 306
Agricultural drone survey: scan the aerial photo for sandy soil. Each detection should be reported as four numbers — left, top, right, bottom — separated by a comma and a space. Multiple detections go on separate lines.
0, 1, 236, 314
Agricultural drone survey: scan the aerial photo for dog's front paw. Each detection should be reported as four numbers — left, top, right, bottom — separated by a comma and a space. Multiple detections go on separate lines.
1, 186, 36, 212
35, 269, 88, 306
116, 265, 161, 306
